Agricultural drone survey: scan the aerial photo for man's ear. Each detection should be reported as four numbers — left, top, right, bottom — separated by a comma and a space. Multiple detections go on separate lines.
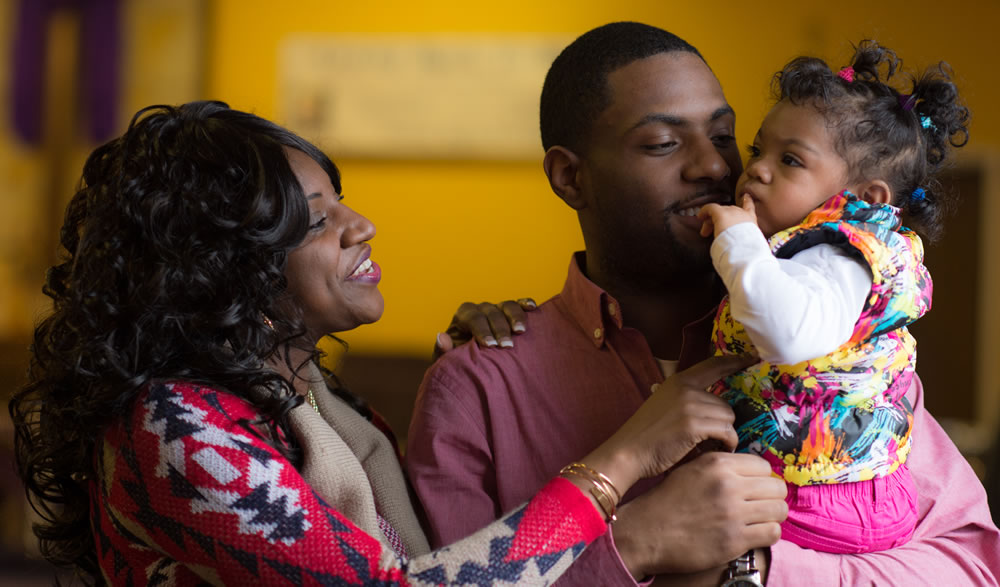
543, 146, 586, 210
857, 179, 892, 206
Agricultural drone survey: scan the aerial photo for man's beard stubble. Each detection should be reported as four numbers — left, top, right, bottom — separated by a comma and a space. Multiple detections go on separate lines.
596, 211, 715, 295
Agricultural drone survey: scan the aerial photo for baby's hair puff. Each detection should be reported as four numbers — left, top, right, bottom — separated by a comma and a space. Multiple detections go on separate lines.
773, 40, 971, 241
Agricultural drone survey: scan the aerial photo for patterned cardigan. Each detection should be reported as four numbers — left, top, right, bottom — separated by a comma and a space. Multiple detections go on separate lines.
90, 380, 606, 585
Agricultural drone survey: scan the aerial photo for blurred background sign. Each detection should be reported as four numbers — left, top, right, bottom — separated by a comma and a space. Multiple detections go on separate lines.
279, 35, 570, 159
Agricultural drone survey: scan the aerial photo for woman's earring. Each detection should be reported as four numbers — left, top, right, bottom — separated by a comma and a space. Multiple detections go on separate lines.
262, 313, 275, 331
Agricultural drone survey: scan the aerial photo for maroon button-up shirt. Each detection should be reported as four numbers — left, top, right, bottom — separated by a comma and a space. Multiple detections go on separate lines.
407, 252, 716, 585
406, 253, 1000, 585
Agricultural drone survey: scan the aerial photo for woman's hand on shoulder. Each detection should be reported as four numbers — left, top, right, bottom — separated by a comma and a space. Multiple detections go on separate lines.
433, 298, 537, 359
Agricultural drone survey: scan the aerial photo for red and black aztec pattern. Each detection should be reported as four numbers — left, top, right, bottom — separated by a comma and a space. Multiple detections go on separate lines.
91, 381, 606, 585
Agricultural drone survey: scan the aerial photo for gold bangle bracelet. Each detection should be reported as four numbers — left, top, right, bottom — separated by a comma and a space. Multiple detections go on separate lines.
565, 462, 622, 503
559, 463, 620, 523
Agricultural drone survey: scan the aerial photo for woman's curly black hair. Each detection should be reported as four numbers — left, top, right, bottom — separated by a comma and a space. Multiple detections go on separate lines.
8, 100, 366, 581
772, 40, 971, 241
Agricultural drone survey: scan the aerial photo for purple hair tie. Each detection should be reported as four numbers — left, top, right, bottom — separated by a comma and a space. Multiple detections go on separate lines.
898, 94, 916, 111
837, 67, 855, 82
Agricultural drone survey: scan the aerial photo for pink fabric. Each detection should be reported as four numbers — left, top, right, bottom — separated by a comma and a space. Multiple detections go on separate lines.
769, 374, 1000, 585
781, 465, 918, 553
407, 252, 1000, 585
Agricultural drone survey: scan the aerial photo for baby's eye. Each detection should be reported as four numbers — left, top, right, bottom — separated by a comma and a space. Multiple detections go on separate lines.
781, 154, 802, 167
745, 144, 761, 158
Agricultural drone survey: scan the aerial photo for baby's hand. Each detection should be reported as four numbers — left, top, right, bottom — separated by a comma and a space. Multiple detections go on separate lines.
698, 195, 758, 238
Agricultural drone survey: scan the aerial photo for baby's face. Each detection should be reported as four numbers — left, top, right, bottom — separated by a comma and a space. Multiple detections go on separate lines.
735, 100, 849, 237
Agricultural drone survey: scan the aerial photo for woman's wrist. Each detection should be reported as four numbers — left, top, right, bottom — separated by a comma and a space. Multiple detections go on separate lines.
557, 450, 646, 579
559, 471, 612, 523
578, 443, 640, 499
560, 463, 621, 521
557, 445, 633, 522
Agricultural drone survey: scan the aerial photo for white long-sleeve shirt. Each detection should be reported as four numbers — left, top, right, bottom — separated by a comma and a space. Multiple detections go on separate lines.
710, 221, 872, 365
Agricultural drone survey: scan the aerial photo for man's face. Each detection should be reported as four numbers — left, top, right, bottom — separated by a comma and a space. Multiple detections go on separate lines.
578, 52, 741, 290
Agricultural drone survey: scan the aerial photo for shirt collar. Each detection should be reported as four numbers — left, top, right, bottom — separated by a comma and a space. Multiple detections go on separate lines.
560, 252, 625, 348
559, 251, 721, 357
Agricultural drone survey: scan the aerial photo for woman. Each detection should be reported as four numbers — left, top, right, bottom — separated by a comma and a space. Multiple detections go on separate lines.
9, 101, 761, 585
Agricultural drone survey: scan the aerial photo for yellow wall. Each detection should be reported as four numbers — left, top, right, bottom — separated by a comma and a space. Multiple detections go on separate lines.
205, 0, 1000, 356
4, 0, 999, 357
3, 0, 998, 557
0, 0, 204, 335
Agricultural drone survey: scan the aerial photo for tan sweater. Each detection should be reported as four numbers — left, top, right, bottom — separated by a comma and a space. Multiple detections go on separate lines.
287, 362, 430, 567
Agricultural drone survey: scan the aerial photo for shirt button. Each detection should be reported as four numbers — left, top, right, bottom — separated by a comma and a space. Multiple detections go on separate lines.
650, 383, 659, 393
593, 328, 602, 339
608, 304, 617, 316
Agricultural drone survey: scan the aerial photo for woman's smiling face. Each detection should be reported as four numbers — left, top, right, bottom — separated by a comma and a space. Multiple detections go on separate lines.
283, 148, 383, 339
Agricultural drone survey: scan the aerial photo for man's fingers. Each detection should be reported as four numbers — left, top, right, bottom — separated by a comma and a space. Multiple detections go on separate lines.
716, 455, 788, 497
743, 475, 789, 501
669, 354, 758, 390
677, 418, 739, 456
651, 386, 735, 422
742, 522, 783, 548
704, 420, 739, 452
743, 495, 789, 525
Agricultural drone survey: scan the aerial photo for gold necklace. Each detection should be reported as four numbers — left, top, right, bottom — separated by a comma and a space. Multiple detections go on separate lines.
306, 388, 320, 413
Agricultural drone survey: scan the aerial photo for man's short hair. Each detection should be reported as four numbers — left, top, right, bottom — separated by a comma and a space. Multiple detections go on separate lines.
540, 22, 703, 153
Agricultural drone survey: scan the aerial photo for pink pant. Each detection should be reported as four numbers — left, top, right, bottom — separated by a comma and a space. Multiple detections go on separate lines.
781, 465, 918, 553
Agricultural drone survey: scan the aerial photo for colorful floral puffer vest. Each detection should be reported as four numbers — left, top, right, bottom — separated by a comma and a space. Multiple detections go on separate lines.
710, 191, 932, 486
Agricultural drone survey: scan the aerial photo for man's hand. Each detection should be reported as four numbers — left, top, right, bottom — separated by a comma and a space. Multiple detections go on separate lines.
433, 298, 537, 359
614, 452, 787, 579
585, 355, 753, 489
698, 194, 758, 238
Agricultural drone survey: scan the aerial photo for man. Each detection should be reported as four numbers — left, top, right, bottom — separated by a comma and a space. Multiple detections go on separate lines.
408, 22, 1000, 585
